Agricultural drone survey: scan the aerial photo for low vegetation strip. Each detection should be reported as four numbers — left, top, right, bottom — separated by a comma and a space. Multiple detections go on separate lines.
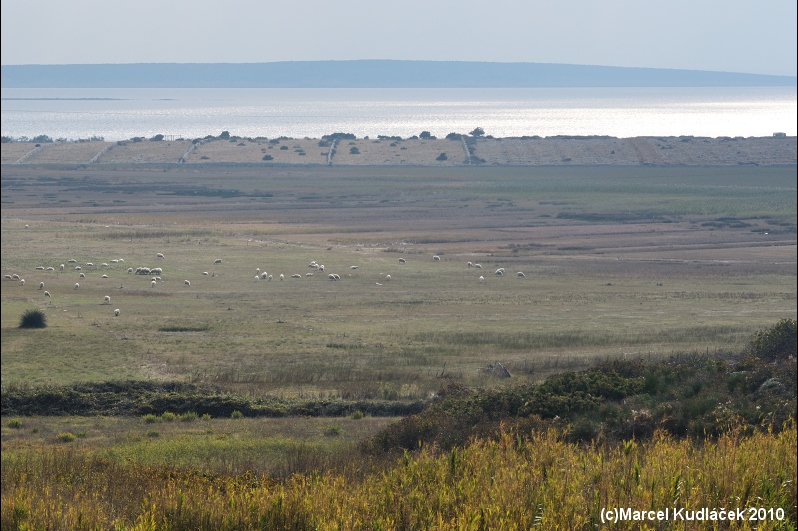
0, 380, 424, 418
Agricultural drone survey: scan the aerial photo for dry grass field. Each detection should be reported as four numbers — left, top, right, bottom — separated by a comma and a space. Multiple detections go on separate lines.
99, 139, 193, 164
2, 163, 795, 400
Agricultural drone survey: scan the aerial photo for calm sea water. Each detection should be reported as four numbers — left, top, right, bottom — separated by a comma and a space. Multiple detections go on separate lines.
1, 86, 795, 142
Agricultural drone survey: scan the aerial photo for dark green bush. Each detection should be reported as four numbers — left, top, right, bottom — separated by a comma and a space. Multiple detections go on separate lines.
19, 309, 46, 329
747, 319, 796, 361
436, 153, 447, 161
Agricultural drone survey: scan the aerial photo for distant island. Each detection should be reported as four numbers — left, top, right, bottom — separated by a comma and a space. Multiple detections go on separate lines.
2, 60, 796, 88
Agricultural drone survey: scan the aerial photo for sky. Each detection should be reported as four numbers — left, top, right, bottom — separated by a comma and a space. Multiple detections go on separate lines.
1, 0, 796, 77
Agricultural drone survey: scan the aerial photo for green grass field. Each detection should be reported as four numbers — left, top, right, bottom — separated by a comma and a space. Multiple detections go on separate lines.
2, 164, 795, 398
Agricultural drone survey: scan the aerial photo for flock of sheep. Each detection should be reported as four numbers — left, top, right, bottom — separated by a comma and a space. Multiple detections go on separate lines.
5, 252, 526, 320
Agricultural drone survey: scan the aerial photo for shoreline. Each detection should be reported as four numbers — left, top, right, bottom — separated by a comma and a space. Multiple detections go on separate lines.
2, 134, 796, 166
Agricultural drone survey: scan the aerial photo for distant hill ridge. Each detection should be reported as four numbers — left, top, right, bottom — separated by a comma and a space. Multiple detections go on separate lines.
2, 60, 795, 88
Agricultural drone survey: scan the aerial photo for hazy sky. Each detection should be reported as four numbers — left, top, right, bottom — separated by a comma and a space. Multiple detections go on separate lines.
2, 0, 795, 76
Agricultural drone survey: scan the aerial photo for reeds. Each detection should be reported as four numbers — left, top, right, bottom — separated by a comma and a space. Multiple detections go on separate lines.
3, 425, 794, 530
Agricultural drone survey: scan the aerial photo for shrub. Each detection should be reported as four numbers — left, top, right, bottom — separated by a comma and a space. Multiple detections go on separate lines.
146, 430, 159, 438
31, 134, 53, 143
150, 134, 164, 141
262, 155, 273, 161
7, 418, 23, 429
231, 410, 244, 419
56, 432, 76, 443
322, 132, 356, 141
142, 414, 158, 424
419, 131, 432, 139
201, 414, 212, 421
219, 131, 230, 139
19, 309, 46, 329
469, 127, 485, 137
325, 425, 342, 436
446, 132, 462, 140
280, 146, 288, 150
436, 153, 447, 161
349, 147, 360, 155
160, 411, 176, 422
351, 410, 365, 420
179, 412, 198, 422
748, 319, 796, 361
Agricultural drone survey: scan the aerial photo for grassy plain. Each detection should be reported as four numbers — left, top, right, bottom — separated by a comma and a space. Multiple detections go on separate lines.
2, 164, 795, 399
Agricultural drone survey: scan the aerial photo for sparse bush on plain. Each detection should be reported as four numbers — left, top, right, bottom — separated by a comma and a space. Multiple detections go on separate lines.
231, 410, 243, 419
19, 309, 46, 329
160, 411, 176, 422
436, 153, 447, 161
7, 418, 23, 429
55, 432, 76, 443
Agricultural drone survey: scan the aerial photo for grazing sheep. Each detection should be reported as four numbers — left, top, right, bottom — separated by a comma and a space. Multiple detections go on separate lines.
101, 274, 109, 279
260, 272, 268, 279
151, 280, 156, 287
20, 279, 25, 286
279, 274, 285, 281
350, 266, 358, 270
127, 268, 133, 274
35, 266, 45, 270
44, 291, 51, 297
267, 275, 273, 281
255, 275, 260, 282
517, 272, 525, 277
118, 258, 124, 262
110, 259, 118, 263
399, 258, 406, 263
292, 274, 301, 278
39, 282, 44, 290
4, 275, 12, 280
203, 272, 210, 276
375, 282, 382, 286
114, 309, 120, 317
157, 253, 165, 259
214, 258, 222, 264
467, 262, 473, 267
184, 280, 190, 286
328, 274, 340, 281
309, 262, 318, 269
151, 268, 162, 275
474, 264, 482, 269
74, 283, 79, 289
333, 274, 341, 280
256, 268, 260, 275
86, 263, 94, 267
75, 266, 81, 271
79, 273, 85, 278
386, 274, 391, 281
305, 273, 313, 277
495, 268, 505, 276
68, 259, 77, 263
12, 274, 20, 280
46, 267, 55, 271
479, 276, 484, 282
104, 295, 111, 304
101, 263, 109, 267
433, 255, 440, 261
318, 265, 325, 272
60, 264, 65, 271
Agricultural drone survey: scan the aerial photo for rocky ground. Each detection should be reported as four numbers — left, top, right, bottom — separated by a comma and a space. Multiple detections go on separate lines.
3, 135, 795, 166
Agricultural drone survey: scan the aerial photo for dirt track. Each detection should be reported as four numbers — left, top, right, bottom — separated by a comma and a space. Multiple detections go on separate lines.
2, 135, 795, 166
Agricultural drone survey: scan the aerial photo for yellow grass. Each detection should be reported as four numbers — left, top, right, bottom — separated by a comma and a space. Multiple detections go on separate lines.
100, 139, 194, 163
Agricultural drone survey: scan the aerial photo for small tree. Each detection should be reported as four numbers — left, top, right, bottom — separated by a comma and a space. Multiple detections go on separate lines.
469, 127, 485, 137
19, 309, 47, 329
219, 131, 230, 139
436, 153, 448, 161
150, 134, 164, 141
350, 147, 360, 155
419, 131, 432, 139
445, 132, 462, 141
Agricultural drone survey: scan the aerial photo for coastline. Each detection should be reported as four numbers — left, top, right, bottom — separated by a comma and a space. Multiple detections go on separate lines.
2, 134, 796, 166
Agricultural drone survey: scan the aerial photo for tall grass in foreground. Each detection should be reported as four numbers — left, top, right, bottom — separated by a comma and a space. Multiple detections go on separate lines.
2, 425, 794, 530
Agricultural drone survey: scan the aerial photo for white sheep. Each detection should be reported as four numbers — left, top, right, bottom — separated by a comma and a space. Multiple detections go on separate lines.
86, 263, 94, 267
127, 268, 133, 274
110, 259, 118, 263
12, 274, 20, 280
279, 274, 285, 281
151, 268, 162, 275
255, 275, 260, 282
118, 258, 124, 262
292, 274, 301, 278
59, 264, 65, 271
260, 272, 268, 279
386, 274, 391, 281
305, 273, 313, 277
20, 279, 25, 286
104, 295, 111, 304
214, 258, 222, 264
479, 276, 484, 282
68, 259, 77, 263
114, 309, 120, 317
495, 268, 505, 276
44, 290, 51, 297
203, 272, 210, 276
350, 266, 358, 270
101, 263, 109, 267
328, 274, 337, 281
101, 274, 109, 278
399, 258, 406, 263
318, 265, 325, 272
333, 274, 340, 280
35, 266, 45, 270
433, 255, 441, 261
4, 275, 12, 280
39, 282, 44, 289
46, 267, 54, 271
256, 268, 260, 274
157, 253, 165, 259
517, 272, 525, 277
474, 264, 482, 269
267, 275, 273, 281
74, 283, 79, 289
184, 280, 190, 286
79, 273, 85, 278
151, 280, 156, 287
75, 266, 81, 271
467, 262, 473, 267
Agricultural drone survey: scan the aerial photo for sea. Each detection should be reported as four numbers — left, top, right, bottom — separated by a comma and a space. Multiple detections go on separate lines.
1, 86, 796, 142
